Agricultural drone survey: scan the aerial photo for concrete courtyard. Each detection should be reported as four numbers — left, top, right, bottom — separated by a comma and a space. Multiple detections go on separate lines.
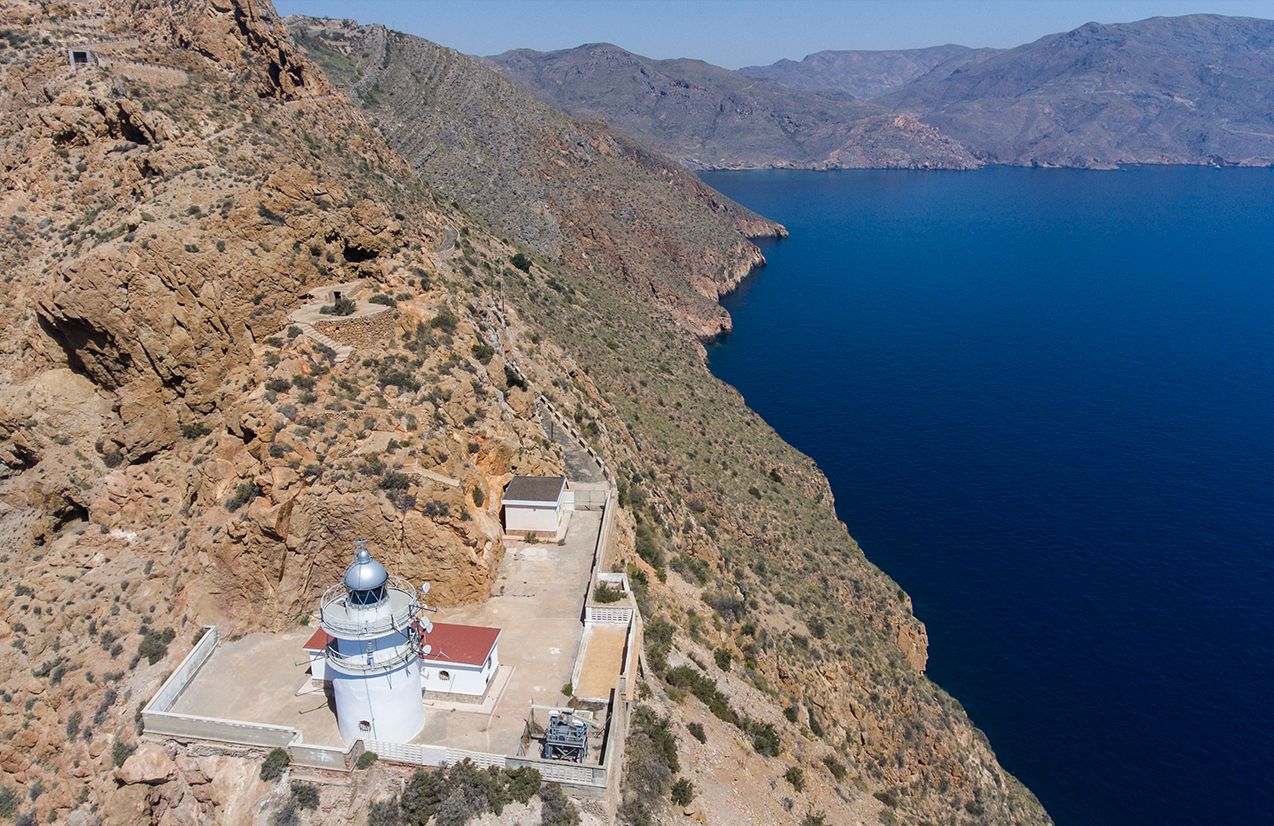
168, 509, 602, 756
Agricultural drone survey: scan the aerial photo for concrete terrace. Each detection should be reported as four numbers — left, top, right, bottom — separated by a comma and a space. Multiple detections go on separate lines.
167, 509, 602, 756
422, 509, 600, 753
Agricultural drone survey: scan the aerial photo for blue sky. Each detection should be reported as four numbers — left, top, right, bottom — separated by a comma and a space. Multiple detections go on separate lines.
276, 0, 1274, 68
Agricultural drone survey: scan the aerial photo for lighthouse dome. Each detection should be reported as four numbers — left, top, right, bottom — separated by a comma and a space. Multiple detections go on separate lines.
343, 547, 389, 605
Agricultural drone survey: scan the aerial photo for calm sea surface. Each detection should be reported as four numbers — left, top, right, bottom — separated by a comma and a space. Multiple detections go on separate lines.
700, 167, 1274, 826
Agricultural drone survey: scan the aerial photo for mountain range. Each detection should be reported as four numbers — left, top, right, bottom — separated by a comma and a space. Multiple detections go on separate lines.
489, 14, 1274, 169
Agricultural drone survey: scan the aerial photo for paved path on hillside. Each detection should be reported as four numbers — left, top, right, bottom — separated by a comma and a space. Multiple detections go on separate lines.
538, 404, 606, 484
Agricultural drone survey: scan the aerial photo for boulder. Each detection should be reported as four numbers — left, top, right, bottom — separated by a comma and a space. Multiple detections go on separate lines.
116, 744, 177, 786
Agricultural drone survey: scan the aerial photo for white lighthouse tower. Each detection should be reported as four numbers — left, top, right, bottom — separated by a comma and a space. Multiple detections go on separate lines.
319, 542, 425, 745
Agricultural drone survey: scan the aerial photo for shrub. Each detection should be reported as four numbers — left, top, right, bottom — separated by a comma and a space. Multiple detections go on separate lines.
822, 755, 847, 781
366, 799, 400, 826
750, 721, 781, 757
538, 783, 579, 826
642, 616, 674, 675
66, 710, 82, 740
670, 777, 695, 807
112, 739, 136, 767
713, 647, 733, 671
784, 766, 805, 791
665, 666, 739, 726
634, 522, 665, 575
592, 583, 624, 604
290, 781, 319, 810
319, 296, 356, 316
225, 481, 259, 512
471, 486, 485, 507
505, 766, 541, 804
399, 768, 445, 824
181, 422, 211, 439
0, 786, 15, 818
260, 747, 289, 781
873, 790, 900, 809
509, 252, 532, 272
368, 293, 397, 307
471, 341, 494, 364
686, 722, 706, 743
137, 627, 174, 665
430, 307, 458, 333
561, 682, 573, 697
356, 750, 378, 770
379, 470, 411, 490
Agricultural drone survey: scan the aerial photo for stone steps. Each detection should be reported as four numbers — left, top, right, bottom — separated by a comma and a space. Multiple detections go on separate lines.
295, 324, 352, 363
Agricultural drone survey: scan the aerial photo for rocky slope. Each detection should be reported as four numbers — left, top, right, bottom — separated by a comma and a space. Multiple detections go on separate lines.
486, 42, 979, 170
739, 44, 986, 99
0, 2, 1049, 825
288, 17, 784, 339
0, 0, 561, 819
880, 14, 1274, 167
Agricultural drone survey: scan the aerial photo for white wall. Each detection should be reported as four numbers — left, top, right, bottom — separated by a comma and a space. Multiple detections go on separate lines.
331, 657, 424, 745
308, 651, 326, 682
422, 645, 499, 696
505, 503, 561, 534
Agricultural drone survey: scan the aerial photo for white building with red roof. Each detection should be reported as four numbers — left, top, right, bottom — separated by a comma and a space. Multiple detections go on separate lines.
420, 622, 501, 697
303, 621, 502, 699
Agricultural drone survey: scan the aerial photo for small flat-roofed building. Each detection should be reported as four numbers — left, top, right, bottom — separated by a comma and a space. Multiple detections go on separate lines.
68, 48, 98, 70
301, 627, 333, 682
502, 475, 571, 540
420, 622, 501, 697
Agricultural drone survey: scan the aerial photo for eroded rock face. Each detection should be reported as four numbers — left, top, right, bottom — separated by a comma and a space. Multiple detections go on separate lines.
0, 2, 553, 819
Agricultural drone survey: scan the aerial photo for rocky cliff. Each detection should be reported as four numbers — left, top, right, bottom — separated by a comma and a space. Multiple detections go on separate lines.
0, 2, 1049, 825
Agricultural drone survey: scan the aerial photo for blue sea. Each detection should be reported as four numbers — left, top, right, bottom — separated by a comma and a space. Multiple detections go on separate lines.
700, 167, 1274, 826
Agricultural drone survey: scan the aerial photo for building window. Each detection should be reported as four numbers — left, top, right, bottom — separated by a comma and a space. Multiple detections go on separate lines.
439, 670, 451, 681
358, 720, 371, 732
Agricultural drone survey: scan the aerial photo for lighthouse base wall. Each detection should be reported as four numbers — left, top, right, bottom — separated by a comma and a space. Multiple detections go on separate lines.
331, 658, 424, 745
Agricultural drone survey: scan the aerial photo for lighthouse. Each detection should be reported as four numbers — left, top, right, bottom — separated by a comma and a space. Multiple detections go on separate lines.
319, 542, 425, 745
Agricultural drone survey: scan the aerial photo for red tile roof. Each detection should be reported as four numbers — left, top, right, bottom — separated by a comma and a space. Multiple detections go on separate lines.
302, 622, 501, 668
421, 622, 501, 667
302, 627, 333, 651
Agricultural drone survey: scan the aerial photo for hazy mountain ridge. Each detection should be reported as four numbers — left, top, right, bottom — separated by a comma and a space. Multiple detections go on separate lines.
487, 42, 979, 170
881, 14, 1274, 167
492, 14, 1274, 169
738, 44, 987, 99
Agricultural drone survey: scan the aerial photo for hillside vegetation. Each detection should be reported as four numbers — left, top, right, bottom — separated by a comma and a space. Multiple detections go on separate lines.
288, 17, 785, 339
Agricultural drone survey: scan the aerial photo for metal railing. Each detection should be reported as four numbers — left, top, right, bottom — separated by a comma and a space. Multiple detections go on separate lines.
318, 577, 419, 637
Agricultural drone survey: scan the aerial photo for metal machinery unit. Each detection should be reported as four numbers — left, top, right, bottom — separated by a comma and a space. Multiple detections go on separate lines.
542, 709, 589, 763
